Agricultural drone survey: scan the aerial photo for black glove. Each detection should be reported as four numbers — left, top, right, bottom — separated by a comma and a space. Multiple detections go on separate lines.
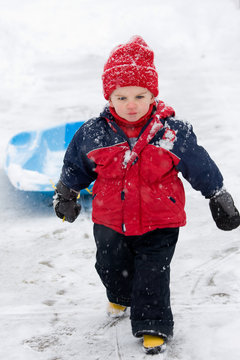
209, 190, 240, 231
53, 181, 81, 223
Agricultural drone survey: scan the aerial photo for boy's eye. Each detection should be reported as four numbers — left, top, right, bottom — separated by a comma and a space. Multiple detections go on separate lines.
116, 95, 145, 101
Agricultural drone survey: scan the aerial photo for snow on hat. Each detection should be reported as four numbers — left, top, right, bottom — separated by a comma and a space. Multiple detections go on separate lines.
102, 36, 159, 100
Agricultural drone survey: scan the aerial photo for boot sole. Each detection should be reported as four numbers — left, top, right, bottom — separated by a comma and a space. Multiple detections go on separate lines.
143, 342, 167, 355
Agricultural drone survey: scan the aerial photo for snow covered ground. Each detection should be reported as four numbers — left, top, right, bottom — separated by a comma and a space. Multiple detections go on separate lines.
0, 0, 240, 359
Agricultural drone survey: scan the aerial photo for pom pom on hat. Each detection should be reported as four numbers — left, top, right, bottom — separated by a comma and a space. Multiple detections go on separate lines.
102, 36, 159, 100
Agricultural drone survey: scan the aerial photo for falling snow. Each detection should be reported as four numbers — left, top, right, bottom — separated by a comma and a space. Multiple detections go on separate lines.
1, 0, 240, 359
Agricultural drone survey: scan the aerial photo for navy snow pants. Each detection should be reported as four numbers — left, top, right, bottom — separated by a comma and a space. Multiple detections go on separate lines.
93, 224, 179, 338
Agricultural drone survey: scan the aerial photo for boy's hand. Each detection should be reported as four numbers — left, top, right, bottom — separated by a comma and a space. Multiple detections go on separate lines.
53, 181, 81, 223
209, 191, 240, 231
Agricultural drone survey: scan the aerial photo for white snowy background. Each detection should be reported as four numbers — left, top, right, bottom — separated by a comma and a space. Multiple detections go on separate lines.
0, 0, 240, 359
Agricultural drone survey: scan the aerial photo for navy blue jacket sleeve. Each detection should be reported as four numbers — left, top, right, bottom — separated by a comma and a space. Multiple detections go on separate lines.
60, 127, 97, 192
174, 121, 224, 198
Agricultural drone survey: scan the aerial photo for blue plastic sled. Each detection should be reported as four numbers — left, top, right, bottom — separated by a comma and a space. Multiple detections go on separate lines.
4, 121, 93, 195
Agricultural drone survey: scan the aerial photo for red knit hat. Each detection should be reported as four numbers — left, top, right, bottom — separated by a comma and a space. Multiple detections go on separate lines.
102, 36, 159, 100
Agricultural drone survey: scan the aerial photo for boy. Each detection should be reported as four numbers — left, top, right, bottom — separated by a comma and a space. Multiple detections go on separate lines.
53, 36, 240, 355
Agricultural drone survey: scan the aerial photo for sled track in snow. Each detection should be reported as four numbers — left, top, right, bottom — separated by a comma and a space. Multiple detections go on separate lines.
190, 245, 240, 296
83, 315, 128, 360
115, 326, 124, 360
174, 243, 240, 311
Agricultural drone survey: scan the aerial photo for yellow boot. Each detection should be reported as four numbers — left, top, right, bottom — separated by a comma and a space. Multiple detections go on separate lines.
143, 334, 166, 355
107, 302, 127, 318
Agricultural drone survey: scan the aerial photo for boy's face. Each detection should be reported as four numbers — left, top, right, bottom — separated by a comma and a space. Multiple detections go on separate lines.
109, 86, 154, 122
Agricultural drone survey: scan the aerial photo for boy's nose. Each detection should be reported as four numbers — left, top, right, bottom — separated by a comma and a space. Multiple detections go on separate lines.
127, 101, 137, 109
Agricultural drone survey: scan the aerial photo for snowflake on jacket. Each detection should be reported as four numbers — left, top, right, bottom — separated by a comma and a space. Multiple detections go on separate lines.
60, 101, 223, 235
